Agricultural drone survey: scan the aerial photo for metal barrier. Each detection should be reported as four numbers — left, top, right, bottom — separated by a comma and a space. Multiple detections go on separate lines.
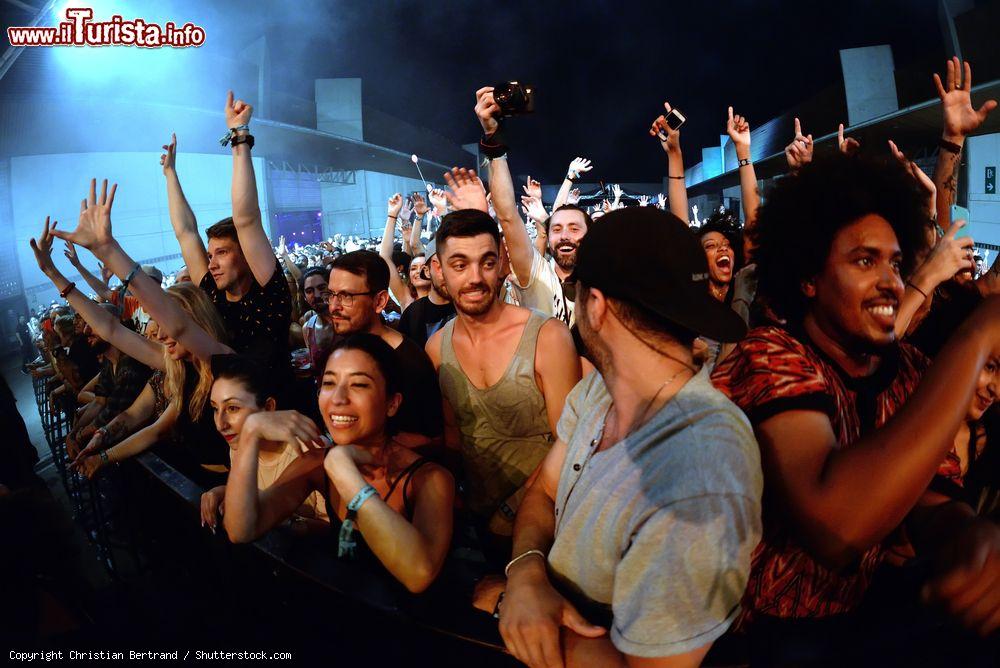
30, 381, 514, 663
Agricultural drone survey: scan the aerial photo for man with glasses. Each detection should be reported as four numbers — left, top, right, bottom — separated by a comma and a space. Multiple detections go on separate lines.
328, 250, 443, 446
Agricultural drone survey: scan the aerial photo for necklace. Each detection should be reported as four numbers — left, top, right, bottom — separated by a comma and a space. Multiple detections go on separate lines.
556, 366, 690, 529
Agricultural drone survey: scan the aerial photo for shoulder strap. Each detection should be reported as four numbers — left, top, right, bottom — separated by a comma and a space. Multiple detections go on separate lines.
384, 457, 433, 519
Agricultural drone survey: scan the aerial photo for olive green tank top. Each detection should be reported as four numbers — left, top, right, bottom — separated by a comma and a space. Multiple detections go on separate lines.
438, 310, 555, 519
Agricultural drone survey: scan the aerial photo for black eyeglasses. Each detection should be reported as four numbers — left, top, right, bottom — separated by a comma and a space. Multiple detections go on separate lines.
328, 290, 375, 307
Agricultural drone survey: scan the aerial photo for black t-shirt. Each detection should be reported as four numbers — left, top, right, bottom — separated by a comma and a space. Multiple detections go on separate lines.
163, 361, 230, 488
397, 297, 456, 348
392, 335, 444, 439
200, 257, 293, 383
907, 282, 981, 359
67, 337, 101, 383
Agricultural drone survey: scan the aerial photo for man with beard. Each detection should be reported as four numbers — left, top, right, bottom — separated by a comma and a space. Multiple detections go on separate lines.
711, 154, 1000, 663
327, 250, 442, 446
298, 267, 337, 368
498, 207, 760, 667
398, 239, 456, 347
475, 86, 584, 327
425, 208, 581, 543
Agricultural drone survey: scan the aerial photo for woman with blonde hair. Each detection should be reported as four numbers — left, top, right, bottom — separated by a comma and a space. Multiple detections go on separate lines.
33, 191, 234, 485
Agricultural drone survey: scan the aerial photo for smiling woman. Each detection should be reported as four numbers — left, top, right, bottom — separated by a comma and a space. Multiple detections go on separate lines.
222, 334, 455, 593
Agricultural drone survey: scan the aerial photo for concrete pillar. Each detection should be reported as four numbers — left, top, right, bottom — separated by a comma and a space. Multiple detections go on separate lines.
839, 45, 899, 126
315, 78, 363, 140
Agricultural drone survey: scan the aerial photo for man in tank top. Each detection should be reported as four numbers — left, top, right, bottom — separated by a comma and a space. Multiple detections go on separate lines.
425, 208, 581, 540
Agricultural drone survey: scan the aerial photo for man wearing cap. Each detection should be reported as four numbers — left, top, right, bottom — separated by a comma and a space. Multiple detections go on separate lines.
498, 207, 763, 667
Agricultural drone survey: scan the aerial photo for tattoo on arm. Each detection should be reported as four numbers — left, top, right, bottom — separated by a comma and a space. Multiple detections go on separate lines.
944, 151, 961, 205
103, 418, 130, 447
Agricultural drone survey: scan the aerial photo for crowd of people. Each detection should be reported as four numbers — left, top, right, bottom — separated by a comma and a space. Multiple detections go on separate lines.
12, 57, 1000, 666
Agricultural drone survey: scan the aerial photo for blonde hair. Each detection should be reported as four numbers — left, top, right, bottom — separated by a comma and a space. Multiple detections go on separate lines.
162, 282, 228, 421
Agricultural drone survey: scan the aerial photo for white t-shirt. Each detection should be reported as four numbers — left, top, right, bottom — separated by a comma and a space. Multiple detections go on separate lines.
508, 249, 574, 327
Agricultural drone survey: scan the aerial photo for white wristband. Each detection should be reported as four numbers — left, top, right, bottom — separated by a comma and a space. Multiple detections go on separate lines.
505, 549, 546, 578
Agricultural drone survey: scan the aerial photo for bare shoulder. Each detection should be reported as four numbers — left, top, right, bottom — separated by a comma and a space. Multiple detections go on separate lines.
425, 328, 444, 367
537, 316, 575, 350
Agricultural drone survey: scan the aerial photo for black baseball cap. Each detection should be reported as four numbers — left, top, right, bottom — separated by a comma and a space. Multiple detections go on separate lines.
568, 207, 747, 342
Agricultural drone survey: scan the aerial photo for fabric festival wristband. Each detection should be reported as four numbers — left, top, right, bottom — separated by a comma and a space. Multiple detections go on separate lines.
938, 137, 963, 155
59, 282, 76, 299
123, 263, 143, 286
738, 158, 752, 167
218, 124, 250, 147
338, 484, 378, 558
505, 549, 546, 578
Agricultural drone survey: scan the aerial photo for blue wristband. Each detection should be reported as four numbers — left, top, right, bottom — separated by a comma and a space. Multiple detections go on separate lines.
338, 484, 378, 559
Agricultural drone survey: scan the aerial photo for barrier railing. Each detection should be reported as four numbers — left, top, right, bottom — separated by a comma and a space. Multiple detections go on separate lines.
30, 382, 513, 663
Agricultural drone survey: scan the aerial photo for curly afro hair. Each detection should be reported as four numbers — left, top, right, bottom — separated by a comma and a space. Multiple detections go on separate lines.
753, 153, 930, 324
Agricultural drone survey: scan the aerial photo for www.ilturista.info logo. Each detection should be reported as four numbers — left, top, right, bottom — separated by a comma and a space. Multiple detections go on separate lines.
7, 8, 205, 48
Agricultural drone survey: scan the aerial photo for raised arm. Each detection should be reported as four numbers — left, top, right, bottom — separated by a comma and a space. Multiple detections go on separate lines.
63, 240, 112, 301
649, 101, 688, 223
726, 106, 761, 229
160, 134, 209, 286
31, 217, 165, 371
226, 91, 277, 287
380, 194, 414, 310
49, 179, 232, 364
931, 58, 997, 229
783, 117, 815, 175
276, 235, 302, 282
410, 193, 428, 257
553, 157, 592, 210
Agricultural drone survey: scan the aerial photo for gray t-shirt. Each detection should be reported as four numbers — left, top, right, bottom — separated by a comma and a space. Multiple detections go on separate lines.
548, 369, 763, 658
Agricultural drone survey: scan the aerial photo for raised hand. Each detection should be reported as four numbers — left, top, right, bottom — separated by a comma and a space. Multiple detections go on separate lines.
915, 219, 975, 291
428, 188, 448, 216
638, 195, 650, 207
474, 86, 500, 136
160, 133, 177, 174
522, 176, 542, 200
657, 193, 667, 210
98, 262, 113, 285
521, 195, 548, 223
567, 188, 581, 205
387, 193, 404, 219
933, 57, 997, 140
649, 100, 682, 154
225, 90, 253, 128
412, 192, 428, 217
442, 167, 489, 213
726, 106, 751, 149
399, 196, 414, 223
838, 123, 860, 156
29, 216, 58, 274
277, 235, 288, 255
63, 239, 79, 265
567, 157, 593, 181
48, 179, 117, 253
784, 117, 814, 171
888, 140, 936, 213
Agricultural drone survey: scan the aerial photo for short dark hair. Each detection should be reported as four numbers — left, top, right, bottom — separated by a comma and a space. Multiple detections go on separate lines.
546, 204, 592, 234
211, 354, 276, 408
578, 284, 696, 348
330, 250, 390, 293
205, 218, 239, 244
299, 266, 330, 294
392, 249, 413, 272
436, 209, 500, 254
753, 154, 928, 323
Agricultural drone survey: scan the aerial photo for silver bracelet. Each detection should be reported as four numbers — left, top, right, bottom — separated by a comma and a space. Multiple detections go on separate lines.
504, 549, 546, 578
